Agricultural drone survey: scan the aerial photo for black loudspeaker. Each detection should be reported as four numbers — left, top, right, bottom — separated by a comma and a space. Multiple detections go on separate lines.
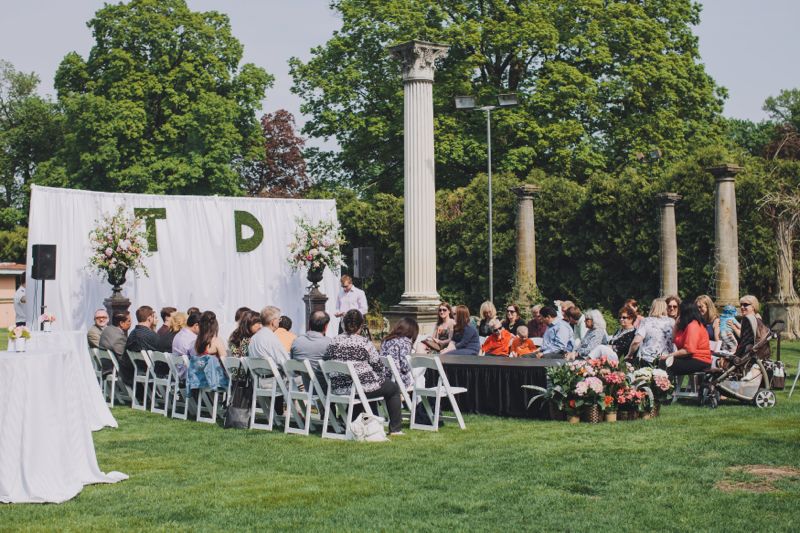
31, 244, 57, 280
352, 247, 375, 278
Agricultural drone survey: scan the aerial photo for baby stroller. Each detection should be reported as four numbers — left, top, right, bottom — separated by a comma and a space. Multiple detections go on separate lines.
699, 320, 785, 409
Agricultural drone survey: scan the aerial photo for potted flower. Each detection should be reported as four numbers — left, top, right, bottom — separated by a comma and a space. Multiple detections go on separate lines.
287, 217, 346, 289
39, 312, 56, 333
632, 367, 671, 417
8, 325, 31, 352
88, 207, 151, 300
574, 376, 605, 423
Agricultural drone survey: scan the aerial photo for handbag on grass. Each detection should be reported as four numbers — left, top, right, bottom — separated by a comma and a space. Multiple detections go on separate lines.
350, 413, 388, 442
224, 367, 253, 429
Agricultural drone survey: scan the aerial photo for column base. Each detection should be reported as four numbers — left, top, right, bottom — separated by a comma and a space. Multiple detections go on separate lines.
384, 303, 440, 337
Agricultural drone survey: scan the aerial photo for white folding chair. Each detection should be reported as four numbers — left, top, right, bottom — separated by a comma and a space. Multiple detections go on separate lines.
165, 353, 191, 420
88, 347, 104, 387
147, 351, 173, 416
190, 355, 224, 424
95, 348, 129, 406
126, 349, 152, 411
788, 359, 800, 398
245, 357, 287, 431
319, 360, 384, 440
221, 356, 242, 400
380, 355, 413, 413
282, 359, 339, 435
410, 355, 467, 431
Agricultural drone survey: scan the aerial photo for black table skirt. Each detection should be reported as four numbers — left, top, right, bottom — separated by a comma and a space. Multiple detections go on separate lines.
429, 355, 559, 419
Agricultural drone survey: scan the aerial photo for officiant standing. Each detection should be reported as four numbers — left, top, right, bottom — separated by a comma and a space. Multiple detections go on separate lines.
13, 278, 26, 327
335, 275, 368, 333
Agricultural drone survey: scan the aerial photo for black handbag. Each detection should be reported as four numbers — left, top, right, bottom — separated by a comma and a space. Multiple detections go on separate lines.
223, 367, 253, 429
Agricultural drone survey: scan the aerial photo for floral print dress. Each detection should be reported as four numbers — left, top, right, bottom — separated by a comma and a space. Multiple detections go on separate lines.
324, 333, 387, 395
380, 336, 413, 389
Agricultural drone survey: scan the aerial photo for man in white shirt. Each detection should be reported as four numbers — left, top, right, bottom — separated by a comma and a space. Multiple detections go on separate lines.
248, 305, 289, 365
335, 275, 368, 332
13, 279, 26, 326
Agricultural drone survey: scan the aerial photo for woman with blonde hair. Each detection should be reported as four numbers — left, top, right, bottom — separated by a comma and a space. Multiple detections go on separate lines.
695, 294, 720, 341
625, 298, 675, 367
477, 300, 497, 337
158, 311, 186, 352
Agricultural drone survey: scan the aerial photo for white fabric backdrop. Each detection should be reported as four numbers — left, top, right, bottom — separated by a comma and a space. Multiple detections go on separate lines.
25, 186, 341, 337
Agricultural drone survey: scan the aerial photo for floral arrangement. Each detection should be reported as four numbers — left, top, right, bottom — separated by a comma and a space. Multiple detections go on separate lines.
632, 367, 674, 402
88, 206, 151, 281
615, 385, 647, 412
39, 313, 56, 324
8, 325, 31, 340
287, 217, 346, 272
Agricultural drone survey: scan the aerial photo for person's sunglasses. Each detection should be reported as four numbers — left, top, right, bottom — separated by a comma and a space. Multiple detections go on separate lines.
95, 316, 108, 320
619, 316, 630, 320
740, 303, 751, 308
439, 308, 448, 312
667, 305, 678, 309
493, 328, 502, 333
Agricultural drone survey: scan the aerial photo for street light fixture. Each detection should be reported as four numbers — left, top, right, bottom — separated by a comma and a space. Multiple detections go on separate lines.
454, 93, 519, 303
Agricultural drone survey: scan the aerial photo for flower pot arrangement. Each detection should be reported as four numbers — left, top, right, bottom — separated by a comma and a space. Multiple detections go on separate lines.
523, 355, 669, 423
287, 217, 346, 290
8, 326, 31, 352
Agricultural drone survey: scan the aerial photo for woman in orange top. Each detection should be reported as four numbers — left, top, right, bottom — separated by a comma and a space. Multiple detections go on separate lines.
660, 301, 711, 375
481, 319, 513, 356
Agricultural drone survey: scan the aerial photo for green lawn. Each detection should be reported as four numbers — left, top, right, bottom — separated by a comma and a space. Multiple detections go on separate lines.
1, 344, 799, 532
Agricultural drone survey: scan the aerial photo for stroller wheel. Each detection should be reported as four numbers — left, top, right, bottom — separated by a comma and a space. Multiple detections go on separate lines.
701, 386, 720, 409
754, 389, 776, 409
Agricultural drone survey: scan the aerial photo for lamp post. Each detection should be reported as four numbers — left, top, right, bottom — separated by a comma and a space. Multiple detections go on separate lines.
455, 93, 518, 303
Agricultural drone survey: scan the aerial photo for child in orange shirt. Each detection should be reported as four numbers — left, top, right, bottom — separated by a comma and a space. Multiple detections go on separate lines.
510, 325, 537, 357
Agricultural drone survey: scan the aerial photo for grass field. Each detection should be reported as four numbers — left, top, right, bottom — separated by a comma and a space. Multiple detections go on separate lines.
1, 343, 799, 532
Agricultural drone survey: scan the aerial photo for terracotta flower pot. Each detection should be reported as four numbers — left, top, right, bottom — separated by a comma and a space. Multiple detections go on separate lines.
605, 410, 617, 423
567, 415, 581, 424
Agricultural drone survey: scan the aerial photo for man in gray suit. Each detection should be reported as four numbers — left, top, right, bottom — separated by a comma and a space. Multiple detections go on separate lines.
290, 310, 332, 393
87, 308, 109, 349
99, 311, 133, 383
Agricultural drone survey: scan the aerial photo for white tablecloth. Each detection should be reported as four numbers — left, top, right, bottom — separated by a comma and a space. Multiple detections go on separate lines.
28, 330, 118, 431
0, 339, 127, 503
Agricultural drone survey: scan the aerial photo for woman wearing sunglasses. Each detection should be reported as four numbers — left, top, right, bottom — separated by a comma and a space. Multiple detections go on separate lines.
501, 304, 525, 335
730, 295, 771, 360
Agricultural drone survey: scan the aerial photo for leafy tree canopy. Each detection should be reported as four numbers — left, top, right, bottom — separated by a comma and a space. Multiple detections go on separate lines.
291, 0, 725, 193
50, 0, 274, 195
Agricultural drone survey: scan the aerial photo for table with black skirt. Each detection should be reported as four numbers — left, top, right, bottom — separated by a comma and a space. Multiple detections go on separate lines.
429, 355, 562, 419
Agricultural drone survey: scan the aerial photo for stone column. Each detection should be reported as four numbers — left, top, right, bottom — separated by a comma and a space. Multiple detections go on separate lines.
512, 184, 541, 297
384, 40, 449, 336
708, 164, 742, 306
657, 193, 681, 297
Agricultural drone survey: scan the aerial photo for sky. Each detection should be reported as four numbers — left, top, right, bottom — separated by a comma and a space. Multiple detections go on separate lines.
1, 0, 799, 142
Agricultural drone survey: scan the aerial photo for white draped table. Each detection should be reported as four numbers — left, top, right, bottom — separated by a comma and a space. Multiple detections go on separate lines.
0, 331, 127, 504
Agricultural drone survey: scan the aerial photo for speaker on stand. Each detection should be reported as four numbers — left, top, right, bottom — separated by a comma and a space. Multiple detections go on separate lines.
31, 244, 56, 330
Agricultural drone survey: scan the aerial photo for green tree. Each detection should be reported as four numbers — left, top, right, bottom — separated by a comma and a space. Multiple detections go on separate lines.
291, 0, 724, 193
50, 0, 273, 195
0, 60, 62, 230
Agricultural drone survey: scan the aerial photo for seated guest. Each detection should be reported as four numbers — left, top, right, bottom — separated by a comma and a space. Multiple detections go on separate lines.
248, 305, 289, 365
530, 306, 574, 358
571, 309, 608, 359
325, 310, 404, 436
157, 306, 176, 336
625, 298, 643, 329
660, 301, 711, 375
158, 311, 185, 353
502, 304, 525, 335
380, 317, 419, 389
732, 295, 769, 359
275, 315, 297, 352
526, 304, 547, 339
718, 304, 739, 353
126, 305, 161, 354
87, 308, 109, 349
186, 306, 200, 316
477, 300, 497, 337
589, 305, 637, 361
444, 305, 480, 355
696, 294, 720, 342
423, 302, 455, 351
626, 298, 674, 367
228, 310, 262, 358
665, 295, 681, 321
99, 311, 132, 380
187, 311, 229, 393
481, 319, 513, 356
564, 306, 587, 348
173, 312, 200, 356
510, 325, 536, 357
230, 306, 253, 337
291, 310, 332, 392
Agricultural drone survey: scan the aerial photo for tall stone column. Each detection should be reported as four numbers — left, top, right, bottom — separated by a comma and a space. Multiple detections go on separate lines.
657, 193, 681, 297
708, 164, 742, 306
384, 40, 449, 336
512, 185, 541, 301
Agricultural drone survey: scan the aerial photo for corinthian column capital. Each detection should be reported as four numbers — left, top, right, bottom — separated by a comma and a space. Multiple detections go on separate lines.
388, 40, 449, 82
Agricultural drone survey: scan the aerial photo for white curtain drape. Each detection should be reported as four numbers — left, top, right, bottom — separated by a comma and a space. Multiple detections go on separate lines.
25, 186, 341, 337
